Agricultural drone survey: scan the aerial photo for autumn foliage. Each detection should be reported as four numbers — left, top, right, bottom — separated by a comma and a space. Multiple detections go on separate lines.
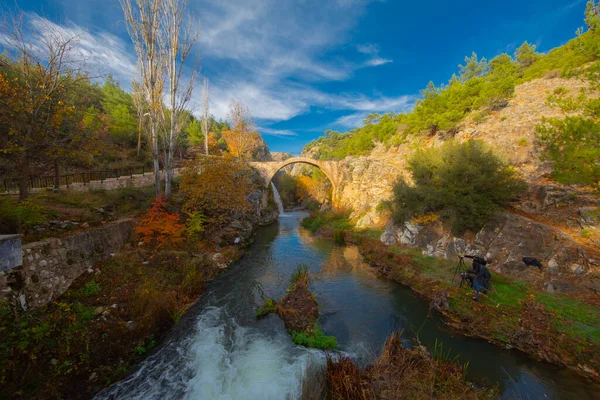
180, 155, 254, 233
134, 196, 185, 249
221, 127, 264, 160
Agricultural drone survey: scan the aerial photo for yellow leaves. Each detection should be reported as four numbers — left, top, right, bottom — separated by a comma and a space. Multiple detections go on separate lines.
410, 213, 439, 225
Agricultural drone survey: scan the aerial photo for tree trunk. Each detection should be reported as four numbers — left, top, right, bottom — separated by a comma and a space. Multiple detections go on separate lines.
19, 153, 30, 200
54, 159, 60, 192
136, 118, 142, 157
165, 146, 174, 200
204, 132, 208, 156
151, 119, 161, 198
165, 113, 176, 200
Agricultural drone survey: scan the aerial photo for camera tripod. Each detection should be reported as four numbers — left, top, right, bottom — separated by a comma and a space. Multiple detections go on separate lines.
452, 256, 470, 288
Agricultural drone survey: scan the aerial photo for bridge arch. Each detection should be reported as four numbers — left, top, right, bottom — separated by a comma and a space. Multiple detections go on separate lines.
267, 158, 334, 186
250, 157, 340, 206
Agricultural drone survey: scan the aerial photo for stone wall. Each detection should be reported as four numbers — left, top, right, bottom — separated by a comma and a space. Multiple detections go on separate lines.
0, 220, 134, 309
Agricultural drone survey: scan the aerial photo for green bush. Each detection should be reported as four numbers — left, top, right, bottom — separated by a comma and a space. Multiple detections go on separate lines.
536, 116, 600, 187
289, 265, 309, 291
0, 197, 52, 233
301, 211, 352, 233
536, 61, 600, 189
80, 281, 101, 297
185, 211, 207, 238
392, 140, 526, 234
256, 298, 277, 319
291, 323, 337, 349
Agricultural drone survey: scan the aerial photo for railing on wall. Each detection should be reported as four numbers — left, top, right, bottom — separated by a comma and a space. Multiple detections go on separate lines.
1, 165, 156, 193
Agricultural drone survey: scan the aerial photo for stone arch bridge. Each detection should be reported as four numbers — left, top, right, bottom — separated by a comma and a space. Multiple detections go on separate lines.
250, 157, 342, 205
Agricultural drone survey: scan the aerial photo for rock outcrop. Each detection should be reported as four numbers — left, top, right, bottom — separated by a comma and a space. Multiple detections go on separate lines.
381, 212, 600, 293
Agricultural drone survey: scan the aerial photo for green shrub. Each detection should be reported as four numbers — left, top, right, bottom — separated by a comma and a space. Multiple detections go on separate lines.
185, 211, 207, 238
392, 140, 526, 234
80, 281, 101, 296
0, 197, 52, 233
536, 61, 600, 189
256, 298, 277, 319
333, 230, 346, 245
292, 323, 337, 349
74, 304, 95, 324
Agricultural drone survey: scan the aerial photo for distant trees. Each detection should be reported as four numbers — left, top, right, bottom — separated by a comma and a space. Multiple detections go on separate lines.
458, 52, 488, 81
101, 76, 137, 144
304, 2, 600, 162
585, 1, 600, 31
514, 41, 541, 67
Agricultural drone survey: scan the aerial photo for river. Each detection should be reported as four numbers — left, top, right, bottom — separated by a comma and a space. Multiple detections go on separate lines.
96, 211, 599, 400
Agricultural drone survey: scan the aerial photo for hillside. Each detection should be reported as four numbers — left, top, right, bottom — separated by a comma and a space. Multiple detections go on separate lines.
297, 70, 600, 294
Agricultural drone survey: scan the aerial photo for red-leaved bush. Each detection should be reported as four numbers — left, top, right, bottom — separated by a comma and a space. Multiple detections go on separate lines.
135, 196, 185, 249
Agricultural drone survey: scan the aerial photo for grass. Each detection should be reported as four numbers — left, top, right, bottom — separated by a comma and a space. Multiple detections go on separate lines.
535, 292, 600, 343
301, 210, 353, 233
80, 281, 101, 297
289, 265, 309, 291
256, 298, 277, 319
0, 186, 156, 240
292, 323, 337, 350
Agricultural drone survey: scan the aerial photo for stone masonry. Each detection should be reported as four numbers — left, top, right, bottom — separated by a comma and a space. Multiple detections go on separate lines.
0, 219, 133, 309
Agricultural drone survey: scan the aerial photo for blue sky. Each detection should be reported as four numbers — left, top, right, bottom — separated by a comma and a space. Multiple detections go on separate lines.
5, 0, 589, 154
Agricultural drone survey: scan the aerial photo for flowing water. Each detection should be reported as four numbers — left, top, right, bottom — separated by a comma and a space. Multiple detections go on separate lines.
271, 182, 285, 215
96, 212, 599, 400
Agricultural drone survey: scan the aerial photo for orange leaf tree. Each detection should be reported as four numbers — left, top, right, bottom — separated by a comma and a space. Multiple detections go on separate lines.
135, 196, 185, 249
180, 155, 254, 233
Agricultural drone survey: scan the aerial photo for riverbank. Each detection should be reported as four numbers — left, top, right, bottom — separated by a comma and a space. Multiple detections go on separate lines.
0, 163, 279, 399
303, 211, 600, 382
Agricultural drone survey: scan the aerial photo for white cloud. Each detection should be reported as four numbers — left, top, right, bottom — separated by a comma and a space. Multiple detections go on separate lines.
10, 1, 408, 134
364, 57, 393, 67
334, 112, 371, 128
1, 13, 138, 85
357, 43, 379, 55
259, 127, 298, 137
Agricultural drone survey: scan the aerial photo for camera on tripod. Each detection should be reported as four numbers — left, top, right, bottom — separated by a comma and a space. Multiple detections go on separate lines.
453, 255, 488, 288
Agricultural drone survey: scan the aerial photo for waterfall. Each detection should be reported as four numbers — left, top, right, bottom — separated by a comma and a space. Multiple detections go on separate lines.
271, 182, 284, 215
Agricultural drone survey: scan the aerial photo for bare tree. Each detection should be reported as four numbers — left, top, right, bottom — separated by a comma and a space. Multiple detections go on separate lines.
120, 0, 165, 197
161, 0, 199, 199
131, 80, 147, 156
201, 77, 211, 155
